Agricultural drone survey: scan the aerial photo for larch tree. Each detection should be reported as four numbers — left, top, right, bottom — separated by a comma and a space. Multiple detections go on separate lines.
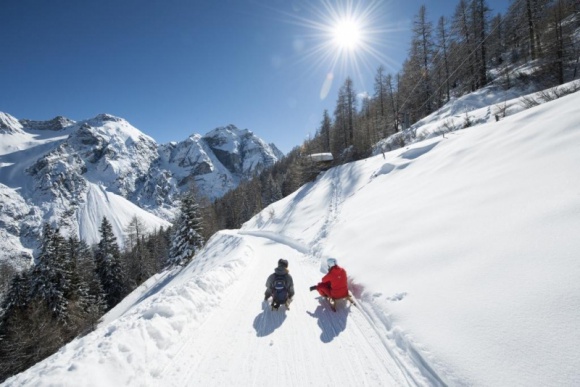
452, 0, 477, 92
319, 109, 332, 153
436, 15, 452, 102
332, 77, 357, 157
542, 0, 575, 85
412, 5, 435, 115
373, 66, 388, 136
124, 215, 150, 286
470, 0, 490, 89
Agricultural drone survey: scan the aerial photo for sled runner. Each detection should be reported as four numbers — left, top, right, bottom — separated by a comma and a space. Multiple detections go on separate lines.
324, 291, 356, 312
271, 298, 292, 311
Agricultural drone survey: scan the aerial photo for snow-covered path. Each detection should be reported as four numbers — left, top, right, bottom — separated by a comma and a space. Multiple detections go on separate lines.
154, 231, 440, 387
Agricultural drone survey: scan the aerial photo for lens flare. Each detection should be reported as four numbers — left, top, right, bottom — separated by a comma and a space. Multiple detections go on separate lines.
320, 72, 334, 100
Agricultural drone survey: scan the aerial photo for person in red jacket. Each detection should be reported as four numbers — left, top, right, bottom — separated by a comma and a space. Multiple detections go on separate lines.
310, 258, 349, 299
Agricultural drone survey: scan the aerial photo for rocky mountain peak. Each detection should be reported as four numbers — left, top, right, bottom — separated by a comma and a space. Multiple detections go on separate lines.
93, 113, 124, 122
19, 116, 75, 131
0, 112, 24, 134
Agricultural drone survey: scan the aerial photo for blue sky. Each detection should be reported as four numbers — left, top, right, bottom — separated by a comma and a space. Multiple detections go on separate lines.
1, 0, 508, 153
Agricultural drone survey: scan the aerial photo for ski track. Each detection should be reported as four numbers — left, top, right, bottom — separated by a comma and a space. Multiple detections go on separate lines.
153, 231, 442, 387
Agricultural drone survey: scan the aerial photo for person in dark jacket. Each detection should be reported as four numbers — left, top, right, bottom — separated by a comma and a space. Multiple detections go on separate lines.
310, 258, 349, 299
264, 259, 295, 308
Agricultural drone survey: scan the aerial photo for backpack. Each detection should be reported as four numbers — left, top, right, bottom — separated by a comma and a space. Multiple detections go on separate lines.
271, 273, 288, 305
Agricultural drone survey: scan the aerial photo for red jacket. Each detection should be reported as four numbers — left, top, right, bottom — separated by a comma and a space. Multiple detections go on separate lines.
319, 265, 349, 299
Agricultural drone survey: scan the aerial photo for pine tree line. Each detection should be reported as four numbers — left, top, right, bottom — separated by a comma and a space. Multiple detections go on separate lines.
0, 189, 205, 381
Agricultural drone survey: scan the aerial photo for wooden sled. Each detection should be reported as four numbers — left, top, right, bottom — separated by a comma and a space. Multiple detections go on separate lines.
325, 291, 356, 312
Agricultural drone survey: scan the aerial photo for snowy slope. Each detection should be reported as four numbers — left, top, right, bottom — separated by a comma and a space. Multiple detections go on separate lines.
4, 88, 579, 386
373, 82, 564, 154
0, 113, 24, 135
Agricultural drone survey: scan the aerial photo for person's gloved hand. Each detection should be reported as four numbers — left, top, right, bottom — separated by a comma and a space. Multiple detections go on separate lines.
309, 285, 317, 291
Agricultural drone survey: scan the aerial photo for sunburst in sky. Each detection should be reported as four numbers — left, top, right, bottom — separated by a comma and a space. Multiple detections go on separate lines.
277, 0, 400, 100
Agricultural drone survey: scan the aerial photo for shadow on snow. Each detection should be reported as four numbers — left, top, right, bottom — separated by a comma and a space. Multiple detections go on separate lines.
253, 301, 287, 337
307, 298, 349, 343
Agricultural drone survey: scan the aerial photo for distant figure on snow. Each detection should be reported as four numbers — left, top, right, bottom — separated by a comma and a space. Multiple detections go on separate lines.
264, 258, 295, 310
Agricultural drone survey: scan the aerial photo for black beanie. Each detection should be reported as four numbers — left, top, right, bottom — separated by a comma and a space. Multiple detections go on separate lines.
278, 258, 288, 268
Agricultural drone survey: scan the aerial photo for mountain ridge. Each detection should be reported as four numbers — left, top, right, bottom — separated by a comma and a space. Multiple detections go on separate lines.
0, 112, 284, 266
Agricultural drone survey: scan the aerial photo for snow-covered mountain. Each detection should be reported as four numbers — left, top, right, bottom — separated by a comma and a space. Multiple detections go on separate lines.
141, 124, 282, 217
0, 113, 283, 265
4, 83, 579, 386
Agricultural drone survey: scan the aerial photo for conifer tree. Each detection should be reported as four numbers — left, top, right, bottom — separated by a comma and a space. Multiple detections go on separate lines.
66, 236, 105, 325
0, 262, 17, 300
30, 223, 69, 321
146, 226, 171, 270
0, 270, 31, 323
95, 217, 126, 310
169, 191, 204, 266
261, 173, 283, 206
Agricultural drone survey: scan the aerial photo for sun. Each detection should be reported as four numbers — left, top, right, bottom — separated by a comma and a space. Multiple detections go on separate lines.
268, 0, 395, 100
332, 18, 362, 50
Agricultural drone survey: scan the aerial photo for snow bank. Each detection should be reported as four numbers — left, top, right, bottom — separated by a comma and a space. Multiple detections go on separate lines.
5, 231, 252, 386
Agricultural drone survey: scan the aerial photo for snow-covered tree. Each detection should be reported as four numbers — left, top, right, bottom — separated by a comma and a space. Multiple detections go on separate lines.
146, 226, 171, 270
95, 217, 126, 310
169, 192, 204, 266
66, 236, 106, 325
29, 223, 69, 321
0, 262, 17, 301
261, 173, 283, 207
0, 270, 31, 323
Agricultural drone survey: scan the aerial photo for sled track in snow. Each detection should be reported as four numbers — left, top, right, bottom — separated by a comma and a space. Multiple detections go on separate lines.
240, 229, 447, 386
353, 297, 448, 386
309, 166, 344, 260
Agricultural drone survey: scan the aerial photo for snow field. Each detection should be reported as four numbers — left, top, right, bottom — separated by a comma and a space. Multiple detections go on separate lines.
4, 82, 580, 387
